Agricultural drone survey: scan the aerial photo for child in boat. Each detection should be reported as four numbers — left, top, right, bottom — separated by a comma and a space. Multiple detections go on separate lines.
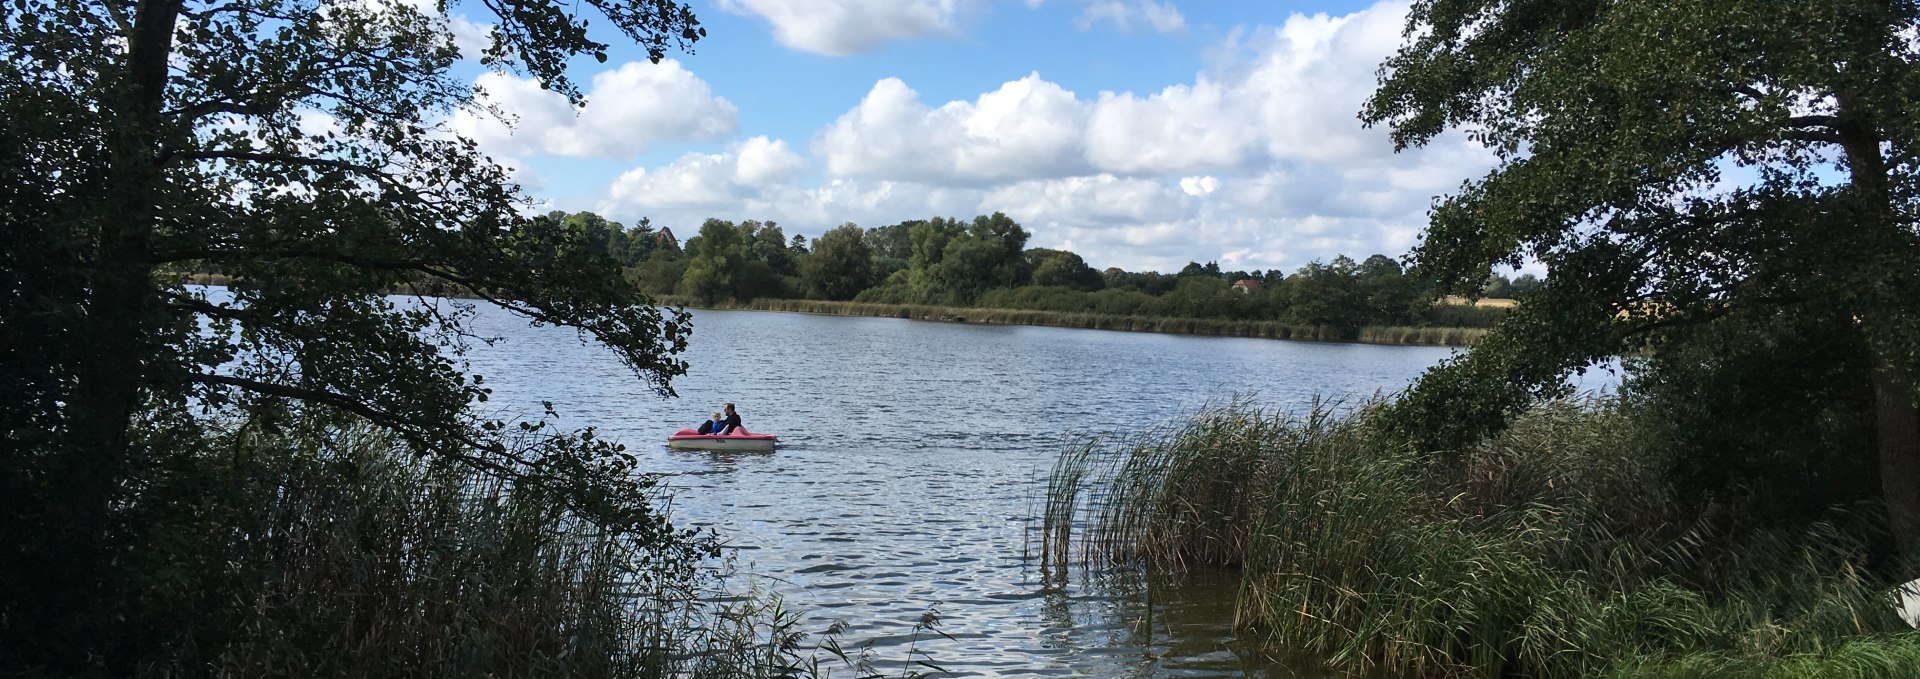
696, 411, 724, 434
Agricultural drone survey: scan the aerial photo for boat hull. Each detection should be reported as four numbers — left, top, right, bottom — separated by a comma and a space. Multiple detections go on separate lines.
667, 429, 778, 452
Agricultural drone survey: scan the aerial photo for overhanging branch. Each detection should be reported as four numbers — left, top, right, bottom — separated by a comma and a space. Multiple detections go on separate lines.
152, 246, 580, 331
189, 371, 527, 476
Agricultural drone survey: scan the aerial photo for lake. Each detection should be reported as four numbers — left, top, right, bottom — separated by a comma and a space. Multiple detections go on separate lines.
459, 305, 1616, 677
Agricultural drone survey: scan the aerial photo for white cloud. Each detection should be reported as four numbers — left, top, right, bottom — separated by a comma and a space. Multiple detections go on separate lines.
451, 59, 736, 161
448, 14, 494, 60
985, 175, 1190, 226
1075, 0, 1186, 35
815, 2, 1437, 182
733, 136, 808, 186
771, 0, 1492, 271
815, 74, 1090, 184
1084, 79, 1252, 174
566, 0, 1495, 273
1178, 175, 1219, 196
716, 0, 968, 55
601, 136, 806, 212
594, 175, 988, 237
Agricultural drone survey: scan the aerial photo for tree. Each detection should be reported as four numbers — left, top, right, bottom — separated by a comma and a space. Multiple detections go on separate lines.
1363, 1, 1920, 556
1481, 273, 1514, 299
1, 0, 708, 669
906, 217, 966, 303
612, 216, 660, 265
868, 221, 915, 260
678, 218, 744, 303
1177, 261, 1223, 279
627, 250, 688, 296
1508, 273, 1543, 297
731, 220, 787, 299
1356, 254, 1425, 325
1027, 248, 1105, 291
740, 220, 794, 276
1156, 275, 1235, 319
1286, 256, 1364, 329
919, 213, 1031, 304
802, 223, 876, 300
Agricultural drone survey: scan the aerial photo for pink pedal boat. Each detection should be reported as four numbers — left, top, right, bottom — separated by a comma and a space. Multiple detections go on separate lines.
667, 428, 778, 452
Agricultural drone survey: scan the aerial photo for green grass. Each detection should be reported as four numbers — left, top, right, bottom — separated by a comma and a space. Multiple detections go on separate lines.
1042, 400, 1919, 678
1608, 635, 1920, 678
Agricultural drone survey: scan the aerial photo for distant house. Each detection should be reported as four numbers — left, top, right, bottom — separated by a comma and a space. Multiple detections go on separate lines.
1232, 279, 1261, 294
654, 227, 681, 255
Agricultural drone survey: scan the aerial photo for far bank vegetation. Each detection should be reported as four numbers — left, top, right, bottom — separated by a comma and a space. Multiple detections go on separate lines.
454, 211, 1528, 342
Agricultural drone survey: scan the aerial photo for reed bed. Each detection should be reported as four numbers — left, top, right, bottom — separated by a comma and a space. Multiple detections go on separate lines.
126, 420, 929, 678
1042, 400, 1920, 678
670, 297, 1489, 347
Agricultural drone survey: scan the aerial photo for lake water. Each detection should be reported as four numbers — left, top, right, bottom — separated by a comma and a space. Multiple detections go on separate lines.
458, 305, 1616, 677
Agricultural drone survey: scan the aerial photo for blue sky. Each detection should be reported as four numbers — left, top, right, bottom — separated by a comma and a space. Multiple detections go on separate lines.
444, 0, 1494, 273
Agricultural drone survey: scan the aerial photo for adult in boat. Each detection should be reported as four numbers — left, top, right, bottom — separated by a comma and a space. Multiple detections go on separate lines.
720, 402, 743, 434
696, 411, 724, 435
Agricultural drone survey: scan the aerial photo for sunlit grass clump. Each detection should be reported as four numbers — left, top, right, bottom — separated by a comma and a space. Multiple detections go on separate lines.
1042, 400, 1920, 678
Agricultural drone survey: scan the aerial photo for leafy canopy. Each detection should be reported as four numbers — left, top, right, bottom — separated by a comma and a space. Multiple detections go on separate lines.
1364, 0, 1920, 449
2, 0, 710, 669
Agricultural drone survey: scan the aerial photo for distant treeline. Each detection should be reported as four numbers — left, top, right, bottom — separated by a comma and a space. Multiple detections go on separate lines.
548, 211, 1538, 332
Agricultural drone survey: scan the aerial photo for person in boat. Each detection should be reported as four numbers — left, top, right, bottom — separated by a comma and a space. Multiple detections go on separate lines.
696, 411, 724, 435
720, 402, 743, 434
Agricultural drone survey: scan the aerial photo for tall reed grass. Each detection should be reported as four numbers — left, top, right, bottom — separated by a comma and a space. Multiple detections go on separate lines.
127, 419, 938, 678
1042, 400, 1920, 678
668, 297, 1490, 347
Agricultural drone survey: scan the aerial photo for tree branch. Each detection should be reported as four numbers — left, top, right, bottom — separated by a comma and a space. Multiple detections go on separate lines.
152, 246, 577, 329
98, 0, 135, 34
1786, 114, 1841, 129
1731, 83, 1768, 101
167, 294, 247, 321
188, 372, 526, 475
171, 149, 386, 176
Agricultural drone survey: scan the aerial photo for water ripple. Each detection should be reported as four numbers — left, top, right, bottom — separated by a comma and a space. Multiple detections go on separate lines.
455, 306, 1615, 677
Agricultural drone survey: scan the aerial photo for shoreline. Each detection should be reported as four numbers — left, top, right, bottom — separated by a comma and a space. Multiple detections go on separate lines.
668, 297, 1490, 347
178, 275, 1489, 347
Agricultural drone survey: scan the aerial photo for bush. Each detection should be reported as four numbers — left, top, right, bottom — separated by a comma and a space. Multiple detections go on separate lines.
975, 285, 1096, 313
852, 284, 914, 305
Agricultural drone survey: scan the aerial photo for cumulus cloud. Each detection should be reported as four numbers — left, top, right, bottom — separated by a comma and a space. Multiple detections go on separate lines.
451, 60, 736, 161
969, 171, 1426, 273
1084, 79, 1252, 174
816, 1, 1441, 182
733, 136, 808, 186
578, 0, 1493, 273
595, 176, 989, 238
716, 0, 969, 55
816, 74, 1090, 184
601, 136, 805, 212
986, 175, 1191, 226
1075, 0, 1186, 35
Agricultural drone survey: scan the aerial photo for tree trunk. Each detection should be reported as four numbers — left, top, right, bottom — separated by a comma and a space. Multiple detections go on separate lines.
41, 0, 183, 668
1875, 363, 1920, 560
1834, 95, 1920, 561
